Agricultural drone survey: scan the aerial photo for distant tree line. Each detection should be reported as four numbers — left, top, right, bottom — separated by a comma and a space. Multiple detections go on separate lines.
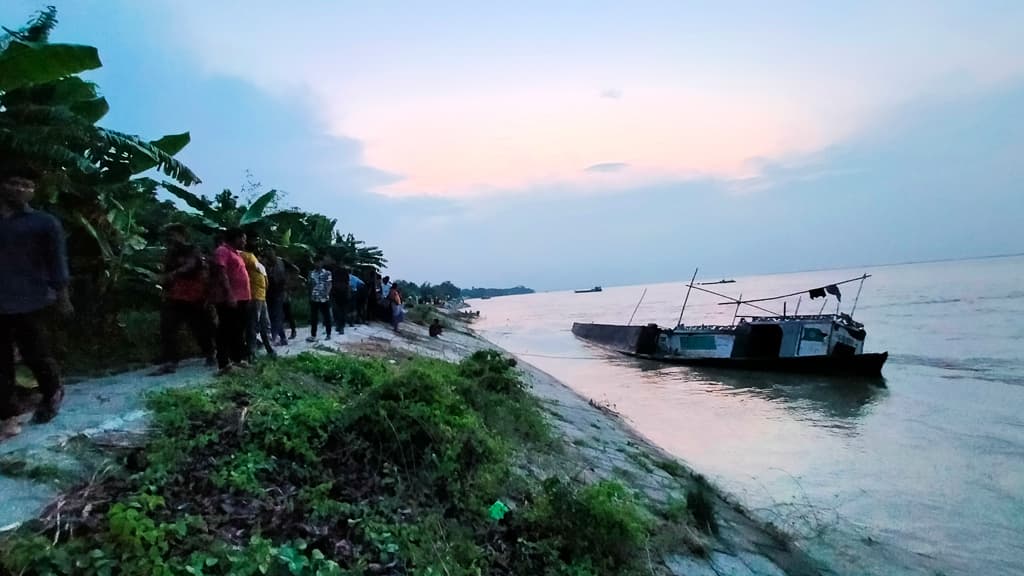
394, 281, 534, 301
461, 286, 534, 298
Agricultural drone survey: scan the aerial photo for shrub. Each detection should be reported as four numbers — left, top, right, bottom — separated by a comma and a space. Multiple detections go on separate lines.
512, 478, 652, 574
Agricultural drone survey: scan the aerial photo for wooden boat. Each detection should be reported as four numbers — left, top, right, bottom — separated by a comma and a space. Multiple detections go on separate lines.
699, 279, 735, 285
575, 286, 603, 294
572, 273, 887, 377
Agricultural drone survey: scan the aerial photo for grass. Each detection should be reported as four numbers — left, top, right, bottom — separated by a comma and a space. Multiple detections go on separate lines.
688, 475, 720, 532
1, 349, 710, 576
0, 456, 72, 487
654, 457, 689, 479
405, 302, 449, 328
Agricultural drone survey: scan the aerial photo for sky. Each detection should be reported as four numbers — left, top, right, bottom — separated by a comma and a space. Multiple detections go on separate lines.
3, 1, 1023, 290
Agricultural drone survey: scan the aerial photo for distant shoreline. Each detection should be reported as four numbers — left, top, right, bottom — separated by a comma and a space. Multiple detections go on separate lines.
517, 251, 1024, 294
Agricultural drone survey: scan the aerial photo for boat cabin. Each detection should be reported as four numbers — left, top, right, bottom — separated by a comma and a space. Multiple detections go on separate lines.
659, 314, 866, 360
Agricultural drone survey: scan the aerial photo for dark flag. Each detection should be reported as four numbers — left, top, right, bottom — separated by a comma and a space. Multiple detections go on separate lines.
825, 284, 842, 301
809, 287, 826, 299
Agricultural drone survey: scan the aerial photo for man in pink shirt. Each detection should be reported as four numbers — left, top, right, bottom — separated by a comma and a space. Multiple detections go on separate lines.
210, 228, 250, 373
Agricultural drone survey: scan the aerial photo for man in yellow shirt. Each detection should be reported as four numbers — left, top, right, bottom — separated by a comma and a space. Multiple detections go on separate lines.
241, 248, 276, 360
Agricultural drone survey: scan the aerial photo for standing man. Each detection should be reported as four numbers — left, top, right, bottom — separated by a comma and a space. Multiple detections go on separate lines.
306, 255, 333, 342
263, 248, 288, 346
349, 272, 365, 325
151, 224, 214, 375
210, 229, 250, 373
241, 246, 276, 360
330, 262, 351, 335
1, 167, 71, 440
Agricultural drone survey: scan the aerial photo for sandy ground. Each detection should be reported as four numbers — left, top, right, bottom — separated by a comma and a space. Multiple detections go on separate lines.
0, 318, 939, 575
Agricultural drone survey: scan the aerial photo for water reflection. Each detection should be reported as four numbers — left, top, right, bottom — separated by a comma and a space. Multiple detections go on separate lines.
627, 359, 887, 421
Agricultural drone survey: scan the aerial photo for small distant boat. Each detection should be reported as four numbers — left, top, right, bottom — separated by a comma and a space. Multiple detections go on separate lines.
575, 286, 603, 294
572, 272, 887, 377
699, 279, 735, 285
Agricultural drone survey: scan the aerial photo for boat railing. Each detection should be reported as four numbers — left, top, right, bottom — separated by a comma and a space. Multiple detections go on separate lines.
672, 324, 737, 333
739, 313, 864, 328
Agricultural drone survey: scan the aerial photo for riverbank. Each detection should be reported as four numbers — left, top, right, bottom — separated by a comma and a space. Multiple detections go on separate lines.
2, 316, 825, 575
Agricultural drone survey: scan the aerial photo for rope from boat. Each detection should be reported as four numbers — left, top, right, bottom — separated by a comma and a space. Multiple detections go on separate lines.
510, 351, 609, 360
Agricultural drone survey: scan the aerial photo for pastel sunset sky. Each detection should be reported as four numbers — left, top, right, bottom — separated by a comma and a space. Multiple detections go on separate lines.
4, 1, 1023, 288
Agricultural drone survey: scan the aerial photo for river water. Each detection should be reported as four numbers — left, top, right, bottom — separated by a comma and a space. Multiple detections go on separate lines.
470, 256, 1024, 576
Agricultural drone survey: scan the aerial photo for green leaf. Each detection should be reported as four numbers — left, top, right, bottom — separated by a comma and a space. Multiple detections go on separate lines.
95, 128, 200, 185
0, 128, 97, 173
70, 96, 109, 123
160, 181, 216, 219
75, 213, 114, 261
126, 235, 147, 252
239, 190, 278, 226
0, 41, 102, 91
150, 132, 191, 156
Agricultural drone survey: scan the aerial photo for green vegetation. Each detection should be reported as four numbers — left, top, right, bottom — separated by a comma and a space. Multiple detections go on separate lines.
404, 302, 450, 329
0, 350, 713, 575
654, 457, 689, 479
394, 280, 535, 303
0, 456, 69, 487
0, 8, 384, 374
460, 286, 535, 299
686, 480, 719, 536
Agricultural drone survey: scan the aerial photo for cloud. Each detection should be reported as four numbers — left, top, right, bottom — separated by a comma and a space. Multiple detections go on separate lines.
387, 79, 1024, 289
139, 1, 1024, 199
585, 162, 630, 173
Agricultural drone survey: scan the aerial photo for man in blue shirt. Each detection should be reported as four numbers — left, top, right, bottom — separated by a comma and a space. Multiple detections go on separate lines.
0, 167, 72, 440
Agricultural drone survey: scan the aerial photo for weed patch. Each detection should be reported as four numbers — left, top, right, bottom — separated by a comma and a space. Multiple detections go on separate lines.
1, 350, 709, 575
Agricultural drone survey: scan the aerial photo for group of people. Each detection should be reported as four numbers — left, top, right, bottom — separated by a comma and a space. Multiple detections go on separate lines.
155, 226, 294, 375
155, 228, 378, 375
0, 166, 412, 441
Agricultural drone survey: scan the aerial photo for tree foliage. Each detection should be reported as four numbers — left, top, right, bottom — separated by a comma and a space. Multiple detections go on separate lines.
0, 7, 385, 357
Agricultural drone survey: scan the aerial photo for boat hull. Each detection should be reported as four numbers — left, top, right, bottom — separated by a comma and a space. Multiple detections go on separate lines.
626, 350, 888, 377
571, 322, 887, 377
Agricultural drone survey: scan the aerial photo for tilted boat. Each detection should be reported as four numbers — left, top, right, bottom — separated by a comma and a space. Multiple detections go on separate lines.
575, 286, 603, 293
572, 272, 888, 377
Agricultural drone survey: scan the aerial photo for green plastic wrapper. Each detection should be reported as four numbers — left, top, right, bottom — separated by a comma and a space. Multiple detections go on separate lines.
488, 500, 510, 521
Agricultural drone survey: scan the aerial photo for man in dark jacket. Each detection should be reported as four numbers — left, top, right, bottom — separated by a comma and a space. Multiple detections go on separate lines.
0, 167, 71, 440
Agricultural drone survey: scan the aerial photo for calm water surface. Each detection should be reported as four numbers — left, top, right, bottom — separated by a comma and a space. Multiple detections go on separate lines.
471, 256, 1024, 576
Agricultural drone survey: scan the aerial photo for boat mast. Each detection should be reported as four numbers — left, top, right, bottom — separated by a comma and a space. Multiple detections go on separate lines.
627, 288, 648, 326
676, 267, 699, 327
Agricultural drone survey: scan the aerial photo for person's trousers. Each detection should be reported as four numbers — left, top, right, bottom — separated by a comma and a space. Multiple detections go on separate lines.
268, 295, 287, 343
309, 301, 332, 337
332, 295, 349, 333
283, 299, 296, 335
0, 310, 61, 420
246, 300, 274, 358
215, 301, 248, 369
159, 299, 214, 365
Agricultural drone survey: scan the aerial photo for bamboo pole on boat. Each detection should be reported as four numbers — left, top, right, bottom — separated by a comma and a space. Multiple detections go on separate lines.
717, 274, 872, 306
627, 288, 647, 326
794, 296, 802, 315
850, 274, 867, 317
689, 284, 781, 316
676, 268, 699, 327
732, 293, 743, 325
